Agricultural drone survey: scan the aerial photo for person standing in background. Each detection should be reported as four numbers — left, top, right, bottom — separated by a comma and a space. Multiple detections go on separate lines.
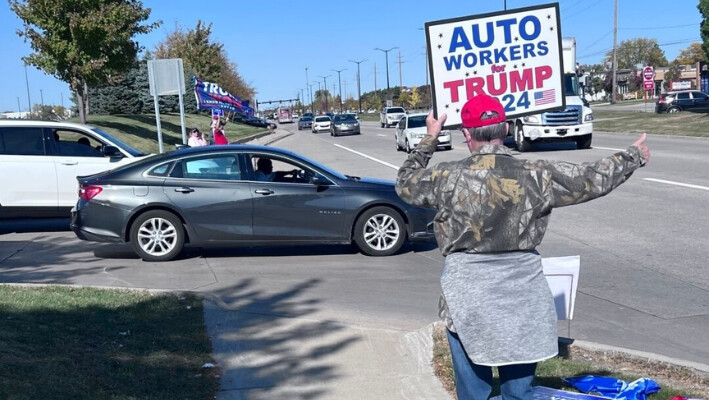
187, 127, 207, 147
213, 119, 228, 145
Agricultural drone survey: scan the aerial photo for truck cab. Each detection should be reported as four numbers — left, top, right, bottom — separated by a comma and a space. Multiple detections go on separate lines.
508, 37, 594, 152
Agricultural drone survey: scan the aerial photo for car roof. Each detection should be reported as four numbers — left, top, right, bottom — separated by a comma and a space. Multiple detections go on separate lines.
0, 119, 97, 130
406, 112, 428, 117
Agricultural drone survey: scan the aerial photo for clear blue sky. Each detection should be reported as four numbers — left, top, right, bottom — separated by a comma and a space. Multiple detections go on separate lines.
1, 0, 702, 113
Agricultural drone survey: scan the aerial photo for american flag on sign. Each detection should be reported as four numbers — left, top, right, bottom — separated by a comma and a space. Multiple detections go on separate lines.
534, 89, 556, 106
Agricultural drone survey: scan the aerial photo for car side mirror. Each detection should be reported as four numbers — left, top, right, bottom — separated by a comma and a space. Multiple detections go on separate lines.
310, 175, 330, 186
103, 145, 124, 158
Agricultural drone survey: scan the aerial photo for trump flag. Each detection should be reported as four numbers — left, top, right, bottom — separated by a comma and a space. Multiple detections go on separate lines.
194, 77, 254, 117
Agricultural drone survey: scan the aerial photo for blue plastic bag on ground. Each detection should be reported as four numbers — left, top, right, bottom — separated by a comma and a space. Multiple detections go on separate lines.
563, 375, 661, 400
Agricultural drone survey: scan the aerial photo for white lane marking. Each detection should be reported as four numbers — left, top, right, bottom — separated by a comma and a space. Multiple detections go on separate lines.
377, 134, 387, 137
332, 144, 399, 170
593, 146, 625, 152
643, 178, 709, 191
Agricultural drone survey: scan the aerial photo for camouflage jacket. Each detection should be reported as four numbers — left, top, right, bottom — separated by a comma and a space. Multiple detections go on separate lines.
396, 135, 646, 256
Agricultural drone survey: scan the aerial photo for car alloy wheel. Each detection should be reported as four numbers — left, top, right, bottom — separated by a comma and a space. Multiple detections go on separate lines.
668, 107, 680, 113
130, 210, 184, 261
353, 206, 406, 256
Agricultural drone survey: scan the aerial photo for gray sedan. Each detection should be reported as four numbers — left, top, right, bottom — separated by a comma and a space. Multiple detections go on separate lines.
71, 144, 436, 261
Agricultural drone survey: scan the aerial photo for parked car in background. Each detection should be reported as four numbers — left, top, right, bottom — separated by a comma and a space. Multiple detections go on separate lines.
380, 107, 407, 128
297, 116, 313, 131
71, 144, 436, 261
330, 114, 361, 136
0, 120, 148, 218
395, 112, 452, 153
312, 116, 332, 133
655, 90, 709, 113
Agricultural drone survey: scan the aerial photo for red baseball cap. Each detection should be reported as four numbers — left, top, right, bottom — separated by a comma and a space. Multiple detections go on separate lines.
460, 94, 506, 128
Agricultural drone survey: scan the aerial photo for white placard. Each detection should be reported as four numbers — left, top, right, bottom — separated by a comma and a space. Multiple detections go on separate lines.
425, 3, 565, 128
542, 255, 580, 320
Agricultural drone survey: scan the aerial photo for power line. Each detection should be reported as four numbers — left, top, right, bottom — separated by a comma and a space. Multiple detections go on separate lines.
562, 0, 608, 20
620, 23, 699, 30
577, 38, 701, 61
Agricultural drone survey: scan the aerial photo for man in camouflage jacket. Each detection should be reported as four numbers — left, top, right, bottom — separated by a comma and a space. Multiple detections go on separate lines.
395, 94, 650, 400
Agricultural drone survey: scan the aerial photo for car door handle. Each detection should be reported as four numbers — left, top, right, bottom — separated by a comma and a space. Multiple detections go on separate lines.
174, 187, 194, 193
60, 160, 78, 165
254, 189, 274, 195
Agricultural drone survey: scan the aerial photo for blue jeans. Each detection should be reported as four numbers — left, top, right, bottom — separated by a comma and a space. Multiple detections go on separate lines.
446, 329, 536, 400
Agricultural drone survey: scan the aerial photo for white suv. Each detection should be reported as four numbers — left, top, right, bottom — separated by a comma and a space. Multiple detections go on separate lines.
0, 120, 148, 218
380, 107, 407, 128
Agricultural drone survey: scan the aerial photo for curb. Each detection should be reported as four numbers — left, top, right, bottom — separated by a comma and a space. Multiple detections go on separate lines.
569, 339, 709, 374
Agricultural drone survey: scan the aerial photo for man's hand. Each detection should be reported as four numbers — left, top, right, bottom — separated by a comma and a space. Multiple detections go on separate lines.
426, 110, 447, 139
632, 133, 650, 165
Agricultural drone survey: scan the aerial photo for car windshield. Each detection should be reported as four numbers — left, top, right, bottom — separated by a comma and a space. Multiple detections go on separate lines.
315, 117, 330, 122
90, 127, 148, 156
334, 115, 357, 122
300, 117, 313, 122
407, 116, 426, 128
387, 107, 405, 114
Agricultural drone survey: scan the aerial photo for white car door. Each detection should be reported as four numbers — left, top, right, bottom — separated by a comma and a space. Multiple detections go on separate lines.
0, 126, 58, 208
51, 128, 134, 207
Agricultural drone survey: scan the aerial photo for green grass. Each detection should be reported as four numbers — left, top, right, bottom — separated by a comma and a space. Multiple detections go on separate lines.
592, 109, 709, 137
432, 324, 709, 400
0, 285, 219, 400
80, 113, 268, 154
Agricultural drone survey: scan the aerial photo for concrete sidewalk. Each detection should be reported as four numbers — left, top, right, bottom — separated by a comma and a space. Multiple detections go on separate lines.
204, 300, 451, 400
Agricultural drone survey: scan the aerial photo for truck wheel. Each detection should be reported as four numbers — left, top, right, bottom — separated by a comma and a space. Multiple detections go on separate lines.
130, 210, 184, 262
353, 206, 406, 256
515, 124, 532, 152
576, 134, 592, 150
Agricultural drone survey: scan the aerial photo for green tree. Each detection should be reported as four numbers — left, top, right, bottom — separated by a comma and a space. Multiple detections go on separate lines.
409, 86, 421, 109
11, 0, 160, 123
154, 20, 254, 104
604, 38, 668, 69
675, 42, 704, 64
699, 0, 709, 62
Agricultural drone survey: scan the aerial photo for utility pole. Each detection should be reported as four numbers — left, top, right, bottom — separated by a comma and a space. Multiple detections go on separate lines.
318, 75, 331, 113
17, 97, 21, 114
24, 65, 31, 114
398, 51, 403, 88
332, 68, 346, 114
349, 59, 367, 114
611, 0, 618, 104
374, 63, 377, 92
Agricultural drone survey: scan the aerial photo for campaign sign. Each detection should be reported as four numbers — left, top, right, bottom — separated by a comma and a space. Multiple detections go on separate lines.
425, 3, 565, 128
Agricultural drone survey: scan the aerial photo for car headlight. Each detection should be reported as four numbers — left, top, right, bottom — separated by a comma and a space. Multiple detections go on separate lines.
412, 133, 426, 139
584, 113, 593, 122
523, 115, 540, 124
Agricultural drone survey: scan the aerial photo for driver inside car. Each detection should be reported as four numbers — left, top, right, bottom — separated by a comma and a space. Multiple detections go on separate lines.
254, 158, 300, 182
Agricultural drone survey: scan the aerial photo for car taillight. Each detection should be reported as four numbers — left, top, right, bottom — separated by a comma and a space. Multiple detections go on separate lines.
79, 186, 103, 201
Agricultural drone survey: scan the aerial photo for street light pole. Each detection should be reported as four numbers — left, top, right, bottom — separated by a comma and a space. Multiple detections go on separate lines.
332, 68, 346, 114
318, 75, 331, 113
24, 65, 31, 114
375, 47, 398, 102
349, 59, 367, 114
305, 67, 310, 111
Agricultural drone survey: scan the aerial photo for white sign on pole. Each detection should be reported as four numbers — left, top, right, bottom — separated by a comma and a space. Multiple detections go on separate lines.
147, 59, 187, 152
425, 3, 565, 128
542, 255, 580, 320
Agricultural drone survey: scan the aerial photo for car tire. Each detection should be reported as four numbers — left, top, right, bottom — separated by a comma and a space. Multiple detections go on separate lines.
381, 122, 385, 128
353, 206, 406, 257
395, 137, 402, 151
298, 126, 302, 131
312, 129, 316, 133
130, 210, 184, 262
515, 123, 532, 152
405, 139, 412, 153
446, 145, 453, 151
575, 134, 592, 150
668, 106, 681, 113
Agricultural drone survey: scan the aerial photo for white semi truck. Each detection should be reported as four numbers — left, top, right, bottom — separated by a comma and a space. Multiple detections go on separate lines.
508, 37, 593, 152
